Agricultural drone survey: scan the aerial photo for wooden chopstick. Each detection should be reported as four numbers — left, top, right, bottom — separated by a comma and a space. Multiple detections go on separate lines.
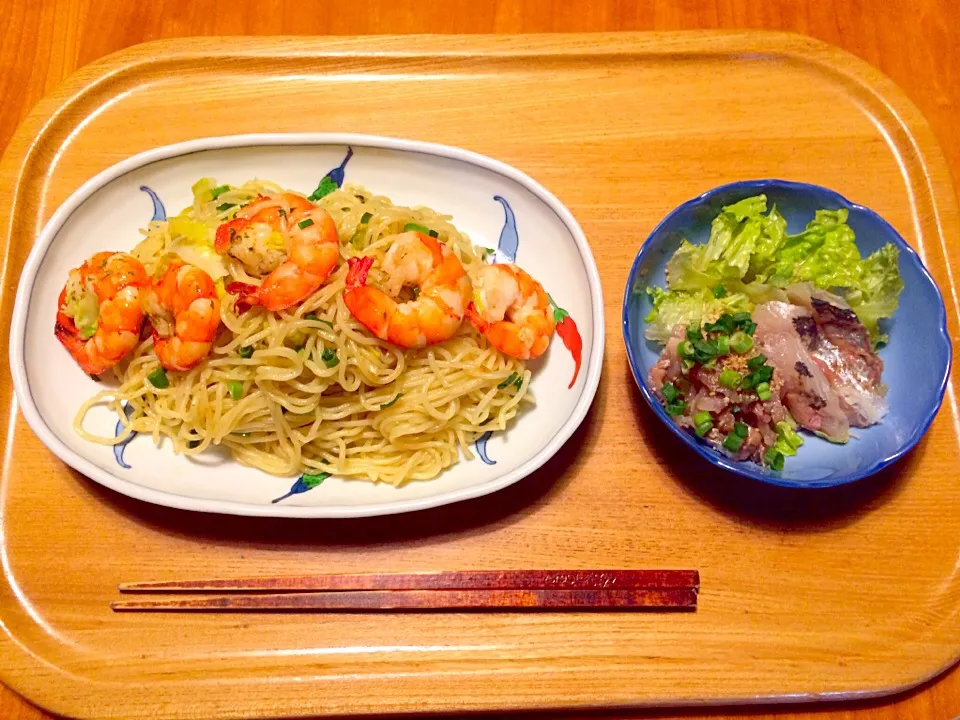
119, 569, 699, 594
111, 587, 698, 612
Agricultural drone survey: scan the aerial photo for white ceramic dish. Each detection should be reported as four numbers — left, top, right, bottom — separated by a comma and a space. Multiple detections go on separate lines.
9, 134, 603, 518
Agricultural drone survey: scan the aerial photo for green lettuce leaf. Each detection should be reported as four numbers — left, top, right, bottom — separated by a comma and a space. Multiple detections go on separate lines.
643, 286, 752, 343
844, 243, 904, 345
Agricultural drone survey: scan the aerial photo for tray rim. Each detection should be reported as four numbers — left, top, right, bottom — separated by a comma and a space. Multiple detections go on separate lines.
7, 131, 605, 519
0, 30, 958, 719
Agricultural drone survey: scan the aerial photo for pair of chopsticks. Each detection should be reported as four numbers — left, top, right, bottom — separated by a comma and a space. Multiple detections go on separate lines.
112, 569, 700, 612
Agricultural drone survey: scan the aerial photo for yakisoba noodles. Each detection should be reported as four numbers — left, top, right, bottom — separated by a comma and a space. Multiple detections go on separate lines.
61, 177, 558, 486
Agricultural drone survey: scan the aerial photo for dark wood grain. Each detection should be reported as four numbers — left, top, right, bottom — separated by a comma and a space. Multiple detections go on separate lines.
1, 1, 958, 718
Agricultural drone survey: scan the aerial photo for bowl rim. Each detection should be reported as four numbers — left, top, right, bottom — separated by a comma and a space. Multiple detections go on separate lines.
9, 132, 605, 517
621, 178, 953, 489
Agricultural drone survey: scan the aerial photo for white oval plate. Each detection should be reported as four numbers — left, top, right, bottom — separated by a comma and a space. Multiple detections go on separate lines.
10, 134, 604, 518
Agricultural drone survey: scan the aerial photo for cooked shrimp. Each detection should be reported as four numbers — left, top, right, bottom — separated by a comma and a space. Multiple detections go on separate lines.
55, 251, 148, 375
465, 264, 556, 360
343, 231, 472, 347
141, 260, 221, 371
215, 193, 339, 311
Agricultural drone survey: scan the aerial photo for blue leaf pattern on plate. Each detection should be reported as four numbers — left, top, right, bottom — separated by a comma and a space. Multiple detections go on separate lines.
140, 185, 166, 222
474, 431, 496, 465
327, 146, 354, 187
492, 195, 518, 263
473, 195, 521, 464
113, 402, 137, 469
271, 472, 331, 504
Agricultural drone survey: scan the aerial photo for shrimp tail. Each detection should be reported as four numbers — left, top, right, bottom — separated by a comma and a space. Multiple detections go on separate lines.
346, 255, 375, 289
226, 281, 259, 313
464, 302, 491, 333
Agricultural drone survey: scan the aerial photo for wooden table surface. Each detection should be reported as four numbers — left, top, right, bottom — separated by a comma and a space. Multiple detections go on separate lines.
1, 1, 958, 719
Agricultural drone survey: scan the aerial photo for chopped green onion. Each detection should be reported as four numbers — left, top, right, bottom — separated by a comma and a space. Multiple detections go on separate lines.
321, 347, 339, 368
714, 335, 730, 355
320, 319, 333, 328
227, 380, 243, 400
733, 421, 750, 438
730, 331, 753, 354
210, 185, 230, 199
676, 340, 694, 359
662, 382, 680, 403
147, 368, 169, 389
765, 448, 785, 471
380, 392, 403, 409
304, 313, 319, 321
713, 286, 727, 298
360, 212, 372, 224
693, 340, 718, 363
775, 420, 804, 451
705, 314, 735, 335
498, 373, 517, 389
719, 369, 742, 389
238, 345, 253, 359
731, 311, 751, 325
404, 222, 431, 235
753, 365, 774, 383
686, 323, 702, 343
695, 419, 714, 437
755, 381, 772, 401
216, 202, 235, 212
665, 401, 687, 416
747, 354, 767, 371
742, 320, 758, 336
693, 411, 712, 426
298, 218, 315, 230
722, 432, 745, 452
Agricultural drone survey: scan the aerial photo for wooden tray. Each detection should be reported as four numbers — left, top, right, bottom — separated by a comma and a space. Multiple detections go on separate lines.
1, 32, 958, 720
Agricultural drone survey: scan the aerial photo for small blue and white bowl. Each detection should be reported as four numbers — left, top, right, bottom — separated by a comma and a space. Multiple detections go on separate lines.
622, 180, 952, 488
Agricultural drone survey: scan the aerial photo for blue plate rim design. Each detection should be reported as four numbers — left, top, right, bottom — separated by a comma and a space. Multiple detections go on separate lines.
621, 178, 953, 489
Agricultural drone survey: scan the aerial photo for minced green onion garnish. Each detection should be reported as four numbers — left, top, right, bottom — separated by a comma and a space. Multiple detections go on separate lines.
733, 421, 749, 438
714, 335, 730, 355
321, 347, 339, 368
747, 354, 767, 371
662, 382, 680, 403
730, 331, 753, 354
403, 222, 439, 238
498, 372, 519, 389
298, 218, 315, 230
238, 345, 253, 359
147, 368, 169, 389
693, 411, 713, 438
305, 313, 319, 321
686, 323, 702, 342
227, 381, 243, 400
722, 432, 745, 452
755, 381, 772, 401
210, 185, 230, 199
713, 286, 727, 298
731, 311, 751, 325
665, 401, 686, 416
765, 448, 785, 471
676, 340, 694, 359
360, 212, 372, 224
719, 369, 742, 389
216, 202, 235, 212
380, 393, 403, 409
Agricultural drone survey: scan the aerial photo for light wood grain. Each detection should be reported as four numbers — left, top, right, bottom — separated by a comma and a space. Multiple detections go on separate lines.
1, 3, 959, 720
